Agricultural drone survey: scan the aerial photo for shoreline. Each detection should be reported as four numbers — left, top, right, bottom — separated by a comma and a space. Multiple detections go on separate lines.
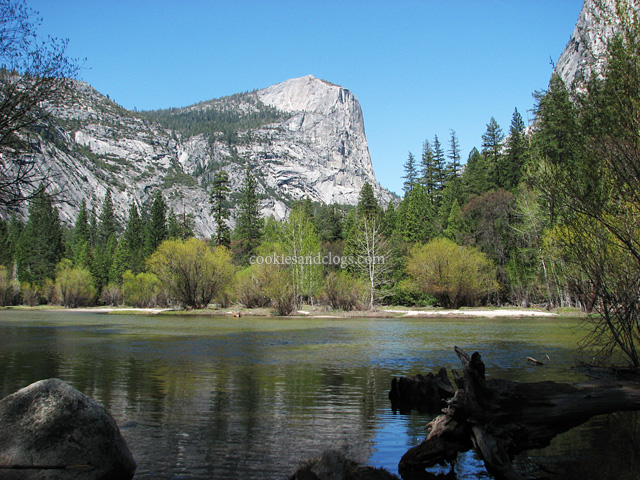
1, 305, 564, 318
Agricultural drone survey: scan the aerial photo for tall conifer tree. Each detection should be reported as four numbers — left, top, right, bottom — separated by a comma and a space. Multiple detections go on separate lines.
402, 152, 418, 194
432, 135, 446, 192
16, 189, 63, 284
462, 147, 492, 196
481, 117, 504, 189
72, 199, 90, 265
210, 170, 231, 247
98, 190, 118, 245
420, 139, 436, 194
500, 108, 527, 190
447, 130, 462, 180
357, 182, 380, 220
123, 203, 144, 273
145, 191, 168, 256
234, 166, 263, 264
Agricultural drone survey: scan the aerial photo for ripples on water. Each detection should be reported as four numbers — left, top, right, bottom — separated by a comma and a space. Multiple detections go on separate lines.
0, 311, 639, 479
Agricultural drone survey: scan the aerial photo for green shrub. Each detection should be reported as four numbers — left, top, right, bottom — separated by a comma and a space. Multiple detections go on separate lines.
54, 259, 96, 308
122, 270, 163, 307
263, 268, 296, 316
234, 266, 271, 308
380, 278, 436, 307
147, 238, 235, 309
20, 282, 39, 306
319, 271, 367, 311
406, 237, 498, 308
100, 283, 123, 306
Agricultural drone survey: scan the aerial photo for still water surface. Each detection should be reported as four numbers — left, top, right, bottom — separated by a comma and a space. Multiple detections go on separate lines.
0, 311, 638, 479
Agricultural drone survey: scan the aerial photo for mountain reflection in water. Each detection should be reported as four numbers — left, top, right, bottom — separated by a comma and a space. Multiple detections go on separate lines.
0, 311, 638, 479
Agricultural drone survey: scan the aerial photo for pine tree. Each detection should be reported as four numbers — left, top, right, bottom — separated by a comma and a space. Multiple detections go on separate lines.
290, 197, 315, 221
123, 203, 145, 273
234, 166, 263, 264
499, 108, 527, 190
402, 152, 418, 194
357, 182, 380, 220
168, 207, 181, 239
75, 242, 93, 271
88, 206, 98, 247
463, 147, 493, 196
481, 117, 504, 189
447, 130, 462, 180
72, 199, 90, 265
443, 199, 463, 243
109, 237, 130, 285
98, 190, 118, 245
167, 208, 194, 240
436, 176, 465, 234
93, 234, 116, 293
532, 74, 580, 169
382, 202, 397, 238
209, 170, 231, 247
315, 203, 343, 244
145, 191, 168, 256
482, 117, 504, 191
530, 74, 582, 223
262, 215, 284, 244
420, 139, 437, 194
482, 117, 505, 163
342, 209, 357, 242
432, 135, 446, 192
16, 189, 63, 285
397, 184, 436, 243
178, 212, 195, 240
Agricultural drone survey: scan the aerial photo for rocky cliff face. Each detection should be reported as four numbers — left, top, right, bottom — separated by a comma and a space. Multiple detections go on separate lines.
256, 75, 379, 205
7, 75, 391, 237
554, 0, 634, 89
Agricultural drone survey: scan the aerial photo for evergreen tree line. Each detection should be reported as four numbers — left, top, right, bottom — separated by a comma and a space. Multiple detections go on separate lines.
0, 188, 195, 307
3, 2, 640, 371
394, 109, 529, 306
0, 91, 620, 318
0, 105, 557, 313
140, 92, 289, 146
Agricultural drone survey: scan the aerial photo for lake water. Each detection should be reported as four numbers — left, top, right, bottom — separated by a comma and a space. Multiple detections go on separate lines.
0, 311, 638, 479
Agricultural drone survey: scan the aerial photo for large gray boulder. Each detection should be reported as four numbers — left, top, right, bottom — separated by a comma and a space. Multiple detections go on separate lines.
0, 378, 136, 480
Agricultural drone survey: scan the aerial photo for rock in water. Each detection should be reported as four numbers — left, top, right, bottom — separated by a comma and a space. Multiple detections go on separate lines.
290, 449, 399, 480
0, 378, 136, 480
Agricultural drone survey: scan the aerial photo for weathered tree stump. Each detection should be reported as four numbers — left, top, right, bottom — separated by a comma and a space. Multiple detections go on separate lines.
389, 367, 455, 414
398, 347, 640, 480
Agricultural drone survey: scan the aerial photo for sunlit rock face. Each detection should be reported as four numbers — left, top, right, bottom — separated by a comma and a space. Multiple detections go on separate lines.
256, 75, 388, 207
4, 75, 392, 236
554, 0, 632, 89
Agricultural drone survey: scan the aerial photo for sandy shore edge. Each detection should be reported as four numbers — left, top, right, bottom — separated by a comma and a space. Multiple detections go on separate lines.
15, 306, 559, 318
384, 309, 556, 318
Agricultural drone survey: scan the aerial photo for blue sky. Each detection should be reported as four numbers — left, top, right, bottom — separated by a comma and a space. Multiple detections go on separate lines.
31, 0, 583, 195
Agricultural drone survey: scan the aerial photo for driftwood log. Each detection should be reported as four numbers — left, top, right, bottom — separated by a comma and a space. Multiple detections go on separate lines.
389, 367, 455, 414
398, 347, 640, 480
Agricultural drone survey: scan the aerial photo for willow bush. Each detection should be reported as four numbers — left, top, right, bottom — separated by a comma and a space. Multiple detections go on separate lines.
406, 237, 498, 309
